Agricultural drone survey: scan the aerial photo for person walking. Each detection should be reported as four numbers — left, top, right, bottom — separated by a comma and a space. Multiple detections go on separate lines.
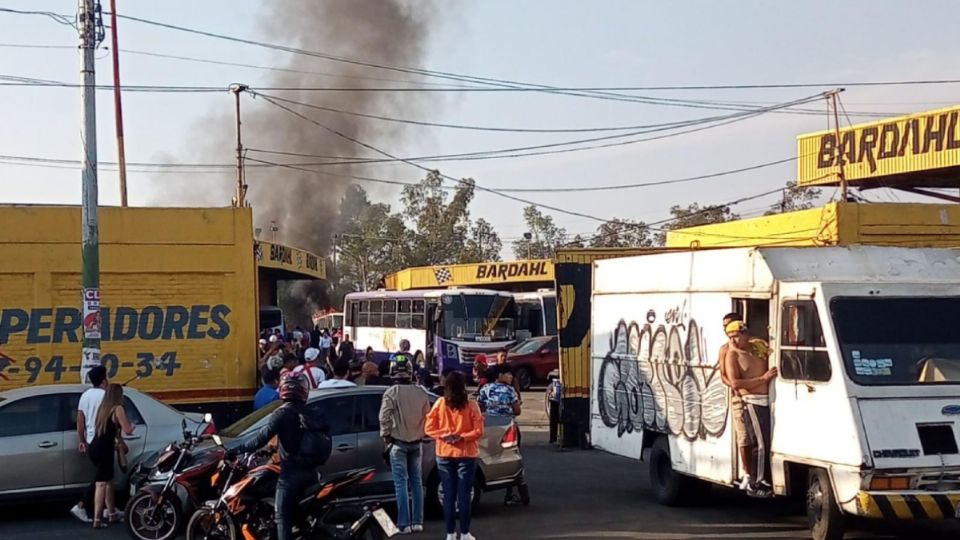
389, 339, 414, 376
379, 362, 431, 534
229, 372, 331, 540
317, 359, 357, 389
89, 384, 136, 528
425, 371, 484, 540
254, 370, 280, 410
71, 366, 109, 523
478, 364, 525, 505
338, 333, 356, 363
293, 348, 326, 389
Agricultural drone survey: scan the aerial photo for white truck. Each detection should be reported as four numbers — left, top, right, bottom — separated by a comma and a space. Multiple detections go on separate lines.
590, 246, 960, 540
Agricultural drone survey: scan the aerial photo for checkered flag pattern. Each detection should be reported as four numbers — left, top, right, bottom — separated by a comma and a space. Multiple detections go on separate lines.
434, 267, 453, 284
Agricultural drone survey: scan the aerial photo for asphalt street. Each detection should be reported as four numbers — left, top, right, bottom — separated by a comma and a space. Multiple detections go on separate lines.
2, 388, 958, 540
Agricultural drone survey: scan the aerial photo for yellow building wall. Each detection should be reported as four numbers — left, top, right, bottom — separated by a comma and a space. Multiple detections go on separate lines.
0, 206, 257, 404
666, 203, 960, 249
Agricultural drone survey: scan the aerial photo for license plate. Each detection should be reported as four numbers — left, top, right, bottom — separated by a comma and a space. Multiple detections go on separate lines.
372, 508, 400, 537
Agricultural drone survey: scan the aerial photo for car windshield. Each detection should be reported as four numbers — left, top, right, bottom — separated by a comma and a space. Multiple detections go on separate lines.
511, 338, 546, 355
441, 294, 514, 341
831, 296, 960, 385
220, 401, 283, 437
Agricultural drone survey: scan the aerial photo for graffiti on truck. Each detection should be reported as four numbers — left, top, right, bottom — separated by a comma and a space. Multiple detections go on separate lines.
596, 304, 727, 440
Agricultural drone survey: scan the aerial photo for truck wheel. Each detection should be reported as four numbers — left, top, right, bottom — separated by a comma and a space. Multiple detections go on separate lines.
649, 436, 695, 506
807, 468, 845, 540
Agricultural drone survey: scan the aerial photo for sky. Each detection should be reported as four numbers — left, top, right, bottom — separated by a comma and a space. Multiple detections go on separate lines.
2, 0, 960, 258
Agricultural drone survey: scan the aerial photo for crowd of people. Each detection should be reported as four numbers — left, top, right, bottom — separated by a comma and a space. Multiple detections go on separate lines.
252, 330, 528, 539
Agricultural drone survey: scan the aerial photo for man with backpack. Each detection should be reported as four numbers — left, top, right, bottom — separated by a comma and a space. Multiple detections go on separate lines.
388, 339, 414, 377
228, 372, 331, 540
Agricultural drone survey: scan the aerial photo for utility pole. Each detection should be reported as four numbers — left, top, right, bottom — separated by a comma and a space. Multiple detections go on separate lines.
829, 89, 848, 203
79, 0, 104, 383
108, 0, 127, 206
230, 83, 249, 207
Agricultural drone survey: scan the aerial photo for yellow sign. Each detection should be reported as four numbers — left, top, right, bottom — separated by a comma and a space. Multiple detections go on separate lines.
797, 105, 960, 187
0, 206, 258, 404
385, 260, 554, 291
256, 241, 326, 280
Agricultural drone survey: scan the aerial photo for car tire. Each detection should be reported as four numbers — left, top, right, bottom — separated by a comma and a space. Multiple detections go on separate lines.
807, 468, 845, 540
126, 491, 183, 540
426, 469, 483, 518
515, 367, 533, 391
649, 436, 697, 506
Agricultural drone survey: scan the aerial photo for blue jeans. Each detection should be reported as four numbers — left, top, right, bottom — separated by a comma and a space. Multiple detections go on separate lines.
437, 457, 476, 535
276, 466, 314, 540
389, 441, 424, 528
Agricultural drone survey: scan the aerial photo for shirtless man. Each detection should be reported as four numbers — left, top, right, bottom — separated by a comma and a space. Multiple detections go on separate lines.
723, 320, 777, 497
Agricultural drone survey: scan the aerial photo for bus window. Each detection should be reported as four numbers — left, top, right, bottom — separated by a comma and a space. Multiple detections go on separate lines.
382, 300, 397, 328
397, 300, 412, 328
412, 300, 426, 329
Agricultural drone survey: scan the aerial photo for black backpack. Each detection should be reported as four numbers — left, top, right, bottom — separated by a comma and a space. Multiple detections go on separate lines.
292, 408, 332, 467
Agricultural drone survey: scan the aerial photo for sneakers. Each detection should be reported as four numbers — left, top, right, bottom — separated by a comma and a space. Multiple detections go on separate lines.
504, 493, 522, 506
461, 534, 477, 540
446, 535, 458, 540
737, 475, 752, 491
746, 480, 773, 498
106, 509, 124, 523
70, 504, 92, 524
412, 525, 423, 532
397, 526, 411, 535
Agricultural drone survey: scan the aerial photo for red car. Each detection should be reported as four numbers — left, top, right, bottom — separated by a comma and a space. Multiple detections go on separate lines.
507, 336, 559, 390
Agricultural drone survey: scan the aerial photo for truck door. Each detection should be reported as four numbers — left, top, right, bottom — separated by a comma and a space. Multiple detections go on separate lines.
770, 288, 836, 490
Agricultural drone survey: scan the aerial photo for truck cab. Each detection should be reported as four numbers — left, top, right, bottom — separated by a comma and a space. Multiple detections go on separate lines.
590, 246, 960, 540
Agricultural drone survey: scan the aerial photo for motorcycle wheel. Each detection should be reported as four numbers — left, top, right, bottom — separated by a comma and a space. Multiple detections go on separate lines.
185, 507, 239, 540
125, 491, 183, 540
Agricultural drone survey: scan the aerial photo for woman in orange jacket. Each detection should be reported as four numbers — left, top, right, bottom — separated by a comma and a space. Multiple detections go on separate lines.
425, 371, 484, 540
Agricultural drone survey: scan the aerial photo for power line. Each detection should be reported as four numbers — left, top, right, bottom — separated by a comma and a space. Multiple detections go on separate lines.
248, 91, 828, 165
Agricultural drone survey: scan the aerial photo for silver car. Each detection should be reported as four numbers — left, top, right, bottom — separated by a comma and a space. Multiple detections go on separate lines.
0, 384, 207, 502
218, 385, 525, 513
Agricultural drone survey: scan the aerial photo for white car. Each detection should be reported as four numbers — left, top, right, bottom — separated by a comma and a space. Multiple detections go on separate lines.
0, 384, 210, 502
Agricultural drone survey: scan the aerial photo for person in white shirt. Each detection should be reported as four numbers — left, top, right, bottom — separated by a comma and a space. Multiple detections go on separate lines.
317, 359, 356, 389
319, 330, 333, 360
71, 365, 109, 523
292, 348, 326, 389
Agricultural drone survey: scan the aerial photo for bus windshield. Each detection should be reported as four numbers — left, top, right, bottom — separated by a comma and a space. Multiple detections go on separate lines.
441, 293, 514, 341
831, 297, 960, 385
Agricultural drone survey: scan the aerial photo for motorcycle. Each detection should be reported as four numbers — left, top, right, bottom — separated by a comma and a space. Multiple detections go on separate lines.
186, 435, 397, 540
125, 413, 225, 540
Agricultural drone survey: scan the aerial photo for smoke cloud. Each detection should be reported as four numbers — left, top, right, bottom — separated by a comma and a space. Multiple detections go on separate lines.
154, 0, 444, 324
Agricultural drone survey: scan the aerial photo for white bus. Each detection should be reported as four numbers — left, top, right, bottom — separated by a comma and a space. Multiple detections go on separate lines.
513, 290, 558, 340
313, 311, 344, 331
344, 288, 516, 375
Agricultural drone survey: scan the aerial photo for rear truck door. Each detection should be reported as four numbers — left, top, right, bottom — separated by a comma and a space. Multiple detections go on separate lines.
0, 394, 64, 495
313, 394, 358, 475
354, 392, 394, 497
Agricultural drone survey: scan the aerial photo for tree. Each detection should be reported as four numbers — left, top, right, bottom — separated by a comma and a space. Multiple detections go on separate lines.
765, 181, 821, 215
401, 171, 476, 266
512, 205, 569, 259
655, 203, 740, 245
590, 219, 654, 248
460, 218, 502, 263
333, 185, 411, 295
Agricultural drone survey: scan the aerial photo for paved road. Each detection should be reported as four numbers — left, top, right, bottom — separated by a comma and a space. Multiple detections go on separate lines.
2, 388, 958, 539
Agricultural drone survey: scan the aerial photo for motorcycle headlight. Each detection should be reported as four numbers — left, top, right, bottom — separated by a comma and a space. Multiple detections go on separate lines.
149, 470, 173, 482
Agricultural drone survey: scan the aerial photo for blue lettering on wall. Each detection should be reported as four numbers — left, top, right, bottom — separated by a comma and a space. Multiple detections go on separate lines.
187, 305, 209, 339
0, 305, 233, 344
27, 308, 53, 344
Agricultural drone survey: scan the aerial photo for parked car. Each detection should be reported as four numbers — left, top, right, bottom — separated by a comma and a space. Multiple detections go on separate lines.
144, 385, 524, 515
0, 384, 211, 503
507, 336, 559, 390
